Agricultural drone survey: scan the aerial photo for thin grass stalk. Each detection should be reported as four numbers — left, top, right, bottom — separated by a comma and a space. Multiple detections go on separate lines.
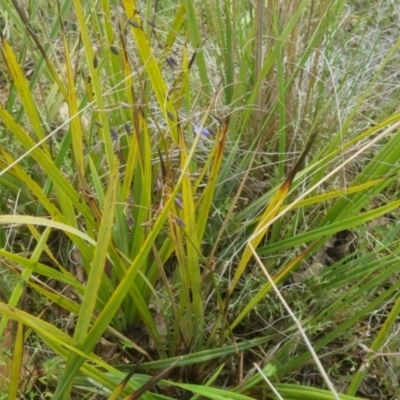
250, 244, 340, 400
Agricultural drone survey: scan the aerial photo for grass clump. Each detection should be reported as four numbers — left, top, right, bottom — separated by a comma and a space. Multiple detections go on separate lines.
0, 0, 400, 399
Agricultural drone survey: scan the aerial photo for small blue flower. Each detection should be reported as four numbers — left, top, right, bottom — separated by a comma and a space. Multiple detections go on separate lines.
192, 118, 211, 136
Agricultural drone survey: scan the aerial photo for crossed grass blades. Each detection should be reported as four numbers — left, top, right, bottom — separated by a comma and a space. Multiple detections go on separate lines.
0, 0, 400, 399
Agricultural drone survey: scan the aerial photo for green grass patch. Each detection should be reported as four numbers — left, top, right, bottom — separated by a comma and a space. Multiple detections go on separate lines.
0, 0, 400, 399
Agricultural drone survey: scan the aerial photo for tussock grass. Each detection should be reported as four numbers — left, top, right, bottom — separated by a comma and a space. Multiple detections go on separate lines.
0, 0, 400, 399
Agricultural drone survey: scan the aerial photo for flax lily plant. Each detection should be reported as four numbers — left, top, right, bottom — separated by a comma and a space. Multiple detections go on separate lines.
0, 0, 400, 399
